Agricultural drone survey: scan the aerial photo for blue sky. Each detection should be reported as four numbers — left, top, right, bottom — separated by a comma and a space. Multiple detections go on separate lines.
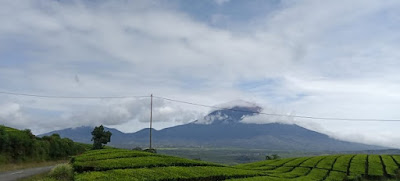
1, 0, 400, 148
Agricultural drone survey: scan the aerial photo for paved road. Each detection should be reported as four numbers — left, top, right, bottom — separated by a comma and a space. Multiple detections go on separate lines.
0, 165, 55, 181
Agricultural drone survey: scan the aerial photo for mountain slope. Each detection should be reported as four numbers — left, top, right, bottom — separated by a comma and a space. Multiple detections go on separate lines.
40, 105, 385, 151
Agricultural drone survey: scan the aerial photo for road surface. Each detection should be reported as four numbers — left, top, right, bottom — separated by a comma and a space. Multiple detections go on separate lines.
0, 165, 55, 181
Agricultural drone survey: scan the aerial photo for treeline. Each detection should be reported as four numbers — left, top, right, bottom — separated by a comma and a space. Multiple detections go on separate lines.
0, 125, 88, 164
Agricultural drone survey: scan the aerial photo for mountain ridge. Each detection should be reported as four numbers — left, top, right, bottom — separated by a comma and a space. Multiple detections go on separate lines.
40, 103, 387, 151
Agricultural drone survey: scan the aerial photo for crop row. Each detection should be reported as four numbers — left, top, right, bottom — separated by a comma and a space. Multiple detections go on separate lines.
283, 157, 312, 167
348, 154, 367, 177
268, 167, 310, 178
74, 150, 162, 162
234, 158, 297, 170
316, 155, 340, 170
324, 171, 347, 181
75, 166, 265, 181
300, 156, 326, 168
234, 154, 399, 180
393, 155, 400, 164
227, 168, 330, 181
367, 155, 383, 177
73, 156, 220, 172
381, 155, 398, 176
73, 150, 400, 181
265, 166, 294, 174
332, 155, 354, 173
78, 148, 129, 156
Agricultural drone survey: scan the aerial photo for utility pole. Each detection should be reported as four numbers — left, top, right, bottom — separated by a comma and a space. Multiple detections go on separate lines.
149, 94, 153, 149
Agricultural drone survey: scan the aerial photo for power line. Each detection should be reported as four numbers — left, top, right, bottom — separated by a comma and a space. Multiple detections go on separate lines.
154, 96, 400, 122
1, 90, 400, 122
0, 91, 149, 99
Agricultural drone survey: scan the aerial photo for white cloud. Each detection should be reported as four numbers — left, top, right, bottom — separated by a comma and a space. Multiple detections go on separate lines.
0, 0, 400, 148
0, 103, 27, 129
214, 0, 230, 6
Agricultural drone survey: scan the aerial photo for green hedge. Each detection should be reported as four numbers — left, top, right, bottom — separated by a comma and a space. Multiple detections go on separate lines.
75, 166, 264, 181
349, 154, 367, 176
73, 156, 220, 172
367, 155, 384, 177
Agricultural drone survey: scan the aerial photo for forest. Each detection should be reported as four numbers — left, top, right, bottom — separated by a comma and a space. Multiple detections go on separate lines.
0, 125, 87, 164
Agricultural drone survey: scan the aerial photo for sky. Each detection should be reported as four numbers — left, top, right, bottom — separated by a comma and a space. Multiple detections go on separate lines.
1, 0, 400, 148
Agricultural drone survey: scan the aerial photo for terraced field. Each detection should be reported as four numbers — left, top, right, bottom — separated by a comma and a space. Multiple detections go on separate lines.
73, 149, 400, 181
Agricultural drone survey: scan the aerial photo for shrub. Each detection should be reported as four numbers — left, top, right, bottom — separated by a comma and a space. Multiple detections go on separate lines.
132, 147, 142, 151
48, 164, 74, 181
144, 148, 157, 153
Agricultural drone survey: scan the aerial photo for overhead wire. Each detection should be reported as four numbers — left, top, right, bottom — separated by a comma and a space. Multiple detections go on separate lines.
0, 91, 149, 99
1, 90, 400, 122
153, 96, 400, 122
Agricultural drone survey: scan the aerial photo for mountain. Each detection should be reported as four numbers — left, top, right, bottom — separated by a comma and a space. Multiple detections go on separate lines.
40, 103, 385, 151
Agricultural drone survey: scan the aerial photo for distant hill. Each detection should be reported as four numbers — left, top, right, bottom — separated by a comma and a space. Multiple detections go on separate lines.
40, 103, 387, 152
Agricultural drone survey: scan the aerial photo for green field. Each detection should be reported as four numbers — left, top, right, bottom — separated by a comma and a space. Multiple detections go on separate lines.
72, 148, 400, 181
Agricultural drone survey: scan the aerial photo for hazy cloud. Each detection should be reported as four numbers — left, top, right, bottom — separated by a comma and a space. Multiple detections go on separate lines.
214, 0, 230, 6
1, 0, 400, 148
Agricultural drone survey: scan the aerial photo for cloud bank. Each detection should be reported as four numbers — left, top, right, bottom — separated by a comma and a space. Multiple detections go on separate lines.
1, 0, 400, 148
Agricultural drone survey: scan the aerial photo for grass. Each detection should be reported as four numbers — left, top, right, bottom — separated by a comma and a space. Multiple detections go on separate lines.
18, 171, 53, 181
0, 160, 68, 172
18, 164, 73, 181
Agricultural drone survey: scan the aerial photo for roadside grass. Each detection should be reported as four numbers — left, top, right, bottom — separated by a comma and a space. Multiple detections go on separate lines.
17, 171, 54, 181
0, 160, 68, 172
18, 164, 73, 181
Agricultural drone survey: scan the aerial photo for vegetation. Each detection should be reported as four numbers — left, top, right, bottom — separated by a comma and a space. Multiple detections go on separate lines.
0, 125, 87, 164
349, 154, 367, 178
367, 155, 384, 177
0, 160, 67, 172
71, 148, 400, 180
266, 154, 280, 160
382, 155, 399, 176
332, 154, 354, 172
48, 164, 74, 181
91, 125, 112, 150
157, 148, 316, 165
19, 164, 73, 181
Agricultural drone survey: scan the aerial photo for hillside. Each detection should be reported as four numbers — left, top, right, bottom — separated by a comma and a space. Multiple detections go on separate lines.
72, 148, 400, 180
0, 125, 88, 164
41, 105, 385, 152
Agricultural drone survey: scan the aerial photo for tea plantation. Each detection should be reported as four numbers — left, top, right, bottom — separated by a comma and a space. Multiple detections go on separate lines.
72, 148, 400, 181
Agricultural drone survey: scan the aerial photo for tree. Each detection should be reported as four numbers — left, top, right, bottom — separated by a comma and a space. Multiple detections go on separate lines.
91, 125, 112, 150
266, 154, 280, 160
0, 126, 10, 152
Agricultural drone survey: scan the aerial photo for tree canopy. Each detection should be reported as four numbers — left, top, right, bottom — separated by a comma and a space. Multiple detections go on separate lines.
91, 125, 112, 150
0, 125, 87, 164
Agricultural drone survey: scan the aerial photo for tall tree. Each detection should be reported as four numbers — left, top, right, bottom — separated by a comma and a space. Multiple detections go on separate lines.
91, 125, 112, 150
